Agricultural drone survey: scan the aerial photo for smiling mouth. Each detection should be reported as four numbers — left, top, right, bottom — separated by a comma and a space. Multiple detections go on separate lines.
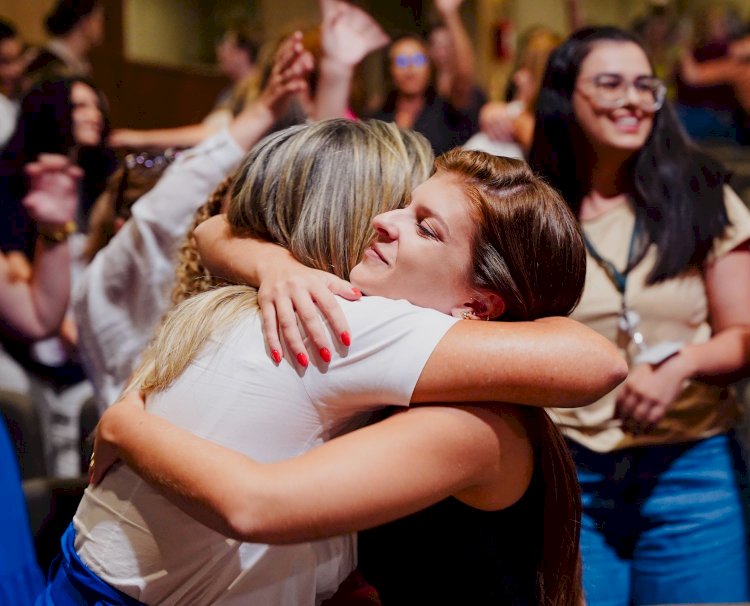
366, 244, 389, 265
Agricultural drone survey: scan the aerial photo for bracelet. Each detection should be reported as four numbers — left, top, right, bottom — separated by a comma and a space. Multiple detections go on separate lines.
37, 220, 77, 244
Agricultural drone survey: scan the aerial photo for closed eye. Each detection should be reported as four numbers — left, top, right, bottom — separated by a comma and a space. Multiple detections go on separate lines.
417, 220, 438, 240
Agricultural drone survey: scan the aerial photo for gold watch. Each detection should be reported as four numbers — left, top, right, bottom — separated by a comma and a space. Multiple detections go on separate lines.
38, 220, 77, 244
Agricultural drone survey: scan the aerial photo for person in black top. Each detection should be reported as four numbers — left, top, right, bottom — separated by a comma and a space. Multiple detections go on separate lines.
370, 0, 484, 154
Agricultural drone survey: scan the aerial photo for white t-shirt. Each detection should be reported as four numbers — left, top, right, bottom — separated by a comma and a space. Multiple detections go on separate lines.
74, 295, 457, 606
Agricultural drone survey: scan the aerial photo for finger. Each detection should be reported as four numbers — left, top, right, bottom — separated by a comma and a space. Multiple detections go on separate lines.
308, 284, 351, 348
274, 297, 310, 367
259, 297, 283, 364
327, 275, 361, 301
291, 289, 333, 363
645, 401, 668, 425
615, 389, 638, 421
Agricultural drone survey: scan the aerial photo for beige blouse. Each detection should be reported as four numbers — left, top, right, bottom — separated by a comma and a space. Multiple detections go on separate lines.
552, 186, 750, 452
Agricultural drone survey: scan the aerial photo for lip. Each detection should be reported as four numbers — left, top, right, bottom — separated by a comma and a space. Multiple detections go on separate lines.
365, 243, 389, 266
610, 113, 643, 134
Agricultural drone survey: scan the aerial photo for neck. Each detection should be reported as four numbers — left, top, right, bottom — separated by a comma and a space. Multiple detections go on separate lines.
56, 31, 89, 61
579, 150, 634, 220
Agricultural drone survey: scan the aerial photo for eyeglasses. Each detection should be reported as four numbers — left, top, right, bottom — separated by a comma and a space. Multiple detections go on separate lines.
393, 53, 428, 68
578, 73, 666, 112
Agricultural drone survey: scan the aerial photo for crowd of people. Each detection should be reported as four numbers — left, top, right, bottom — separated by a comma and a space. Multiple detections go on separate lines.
1, 0, 750, 604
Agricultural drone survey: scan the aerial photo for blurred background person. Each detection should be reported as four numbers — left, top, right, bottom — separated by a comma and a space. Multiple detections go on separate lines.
23, 0, 104, 87
109, 23, 262, 150
465, 25, 562, 158
370, 0, 483, 155
0, 18, 26, 150
674, 4, 747, 144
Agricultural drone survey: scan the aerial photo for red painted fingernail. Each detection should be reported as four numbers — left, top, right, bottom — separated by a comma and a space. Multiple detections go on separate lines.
271, 349, 282, 365
351, 288, 362, 297
319, 347, 332, 363
296, 353, 309, 367
341, 332, 351, 346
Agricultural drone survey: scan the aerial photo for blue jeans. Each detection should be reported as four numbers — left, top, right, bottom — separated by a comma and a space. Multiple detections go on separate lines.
570, 434, 750, 605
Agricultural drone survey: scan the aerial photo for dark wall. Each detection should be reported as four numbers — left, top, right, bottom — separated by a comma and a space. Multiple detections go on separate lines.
91, 0, 226, 129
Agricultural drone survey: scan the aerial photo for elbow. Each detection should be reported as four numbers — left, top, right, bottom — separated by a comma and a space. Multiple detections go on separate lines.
558, 343, 628, 409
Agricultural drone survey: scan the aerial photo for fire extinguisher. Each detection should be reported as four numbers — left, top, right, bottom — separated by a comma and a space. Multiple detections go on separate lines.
494, 18, 515, 60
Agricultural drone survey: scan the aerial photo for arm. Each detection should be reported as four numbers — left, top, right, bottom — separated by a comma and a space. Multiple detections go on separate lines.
678, 51, 741, 87
93, 392, 531, 543
0, 155, 80, 339
109, 123, 220, 152
314, 0, 389, 120
435, 0, 475, 109
196, 219, 627, 406
617, 241, 750, 425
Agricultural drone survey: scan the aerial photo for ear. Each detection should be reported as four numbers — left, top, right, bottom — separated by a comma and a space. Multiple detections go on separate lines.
451, 291, 505, 320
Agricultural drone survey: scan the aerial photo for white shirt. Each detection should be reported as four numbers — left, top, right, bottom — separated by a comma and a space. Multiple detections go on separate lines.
74, 295, 457, 605
72, 129, 245, 412
0, 93, 18, 150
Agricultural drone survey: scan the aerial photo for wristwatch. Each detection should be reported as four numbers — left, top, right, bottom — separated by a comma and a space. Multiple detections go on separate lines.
38, 220, 77, 244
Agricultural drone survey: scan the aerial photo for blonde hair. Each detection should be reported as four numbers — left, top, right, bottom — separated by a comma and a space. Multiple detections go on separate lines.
171, 175, 234, 305
128, 119, 433, 395
229, 119, 433, 280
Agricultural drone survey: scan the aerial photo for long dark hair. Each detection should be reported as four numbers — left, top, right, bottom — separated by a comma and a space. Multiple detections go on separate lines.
437, 149, 584, 605
529, 26, 730, 283
0, 77, 115, 254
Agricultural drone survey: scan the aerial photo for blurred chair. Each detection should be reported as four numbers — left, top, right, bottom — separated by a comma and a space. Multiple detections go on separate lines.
23, 475, 87, 573
0, 389, 46, 479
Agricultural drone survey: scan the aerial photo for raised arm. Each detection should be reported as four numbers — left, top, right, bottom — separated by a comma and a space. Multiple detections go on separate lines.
314, 0, 389, 120
0, 154, 80, 340
435, 0, 476, 109
93, 392, 531, 543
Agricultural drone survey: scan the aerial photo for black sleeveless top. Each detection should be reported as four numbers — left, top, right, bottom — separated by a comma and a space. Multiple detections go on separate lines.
358, 472, 543, 605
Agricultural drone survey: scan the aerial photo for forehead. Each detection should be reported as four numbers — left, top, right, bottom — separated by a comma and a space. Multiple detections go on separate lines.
0, 37, 22, 58
578, 41, 652, 77
413, 172, 474, 228
71, 82, 97, 102
391, 38, 427, 57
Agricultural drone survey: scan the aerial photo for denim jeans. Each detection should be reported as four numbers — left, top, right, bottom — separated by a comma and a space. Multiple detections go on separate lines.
569, 434, 750, 605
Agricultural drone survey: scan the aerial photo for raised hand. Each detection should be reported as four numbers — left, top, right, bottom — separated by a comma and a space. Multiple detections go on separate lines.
434, 0, 465, 17
23, 154, 82, 229
258, 31, 314, 119
320, 0, 389, 68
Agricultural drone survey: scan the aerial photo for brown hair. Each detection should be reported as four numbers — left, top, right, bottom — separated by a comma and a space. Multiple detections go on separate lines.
84, 153, 174, 262
436, 149, 585, 321
171, 175, 234, 305
436, 149, 584, 606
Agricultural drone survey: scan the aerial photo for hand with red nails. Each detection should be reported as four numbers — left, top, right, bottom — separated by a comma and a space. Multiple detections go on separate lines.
253, 248, 361, 365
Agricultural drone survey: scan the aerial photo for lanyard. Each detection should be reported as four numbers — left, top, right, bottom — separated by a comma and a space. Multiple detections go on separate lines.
583, 222, 640, 297
584, 222, 645, 352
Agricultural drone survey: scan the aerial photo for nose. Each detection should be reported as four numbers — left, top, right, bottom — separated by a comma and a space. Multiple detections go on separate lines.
624, 81, 641, 107
372, 211, 399, 241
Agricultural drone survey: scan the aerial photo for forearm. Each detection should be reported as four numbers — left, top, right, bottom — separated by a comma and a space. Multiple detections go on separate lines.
116, 123, 218, 151
441, 8, 475, 107
414, 316, 628, 407
676, 327, 750, 384
29, 238, 71, 335
314, 57, 355, 120
194, 215, 295, 285
227, 100, 275, 150
99, 400, 501, 544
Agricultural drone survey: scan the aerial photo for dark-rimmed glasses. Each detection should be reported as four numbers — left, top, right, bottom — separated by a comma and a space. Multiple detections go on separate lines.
578, 73, 666, 112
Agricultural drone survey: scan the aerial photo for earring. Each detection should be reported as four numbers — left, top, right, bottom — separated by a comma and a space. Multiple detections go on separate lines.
461, 311, 473, 320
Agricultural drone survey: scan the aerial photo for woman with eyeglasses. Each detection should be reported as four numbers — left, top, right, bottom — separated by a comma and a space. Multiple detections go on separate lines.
369, 0, 484, 155
529, 26, 750, 605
